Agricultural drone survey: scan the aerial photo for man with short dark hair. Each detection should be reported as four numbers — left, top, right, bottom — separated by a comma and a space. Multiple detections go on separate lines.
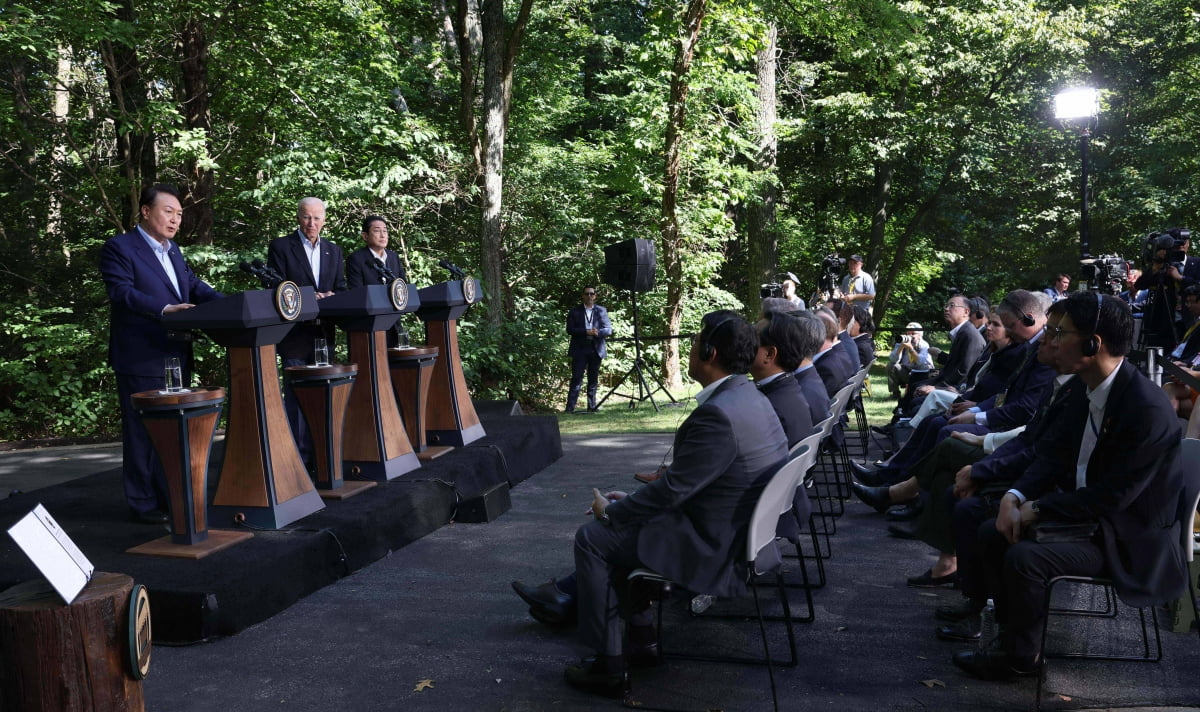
565, 285, 613, 413
100, 184, 222, 523
512, 311, 788, 697
346, 216, 407, 347
839, 254, 875, 308
915, 294, 986, 394
1042, 272, 1071, 302
954, 292, 1187, 680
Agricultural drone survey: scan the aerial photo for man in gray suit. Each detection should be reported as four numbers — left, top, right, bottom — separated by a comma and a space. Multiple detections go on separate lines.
513, 311, 788, 697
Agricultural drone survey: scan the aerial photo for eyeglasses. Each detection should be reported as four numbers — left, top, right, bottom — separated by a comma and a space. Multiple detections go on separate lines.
944, 302, 967, 310
1049, 326, 1085, 341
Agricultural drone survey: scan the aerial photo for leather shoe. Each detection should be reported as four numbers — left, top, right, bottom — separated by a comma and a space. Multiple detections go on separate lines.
131, 509, 169, 525
885, 500, 922, 521
849, 460, 888, 486
851, 481, 891, 513
907, 568, 957, 588
512, 580, 576, 626
887, 522, 918, 539
870, 424, 894, 435
952, 649, 1040, 681
634, 466, 666, 484
936, 618, 981, 642
936, 597, 985, 622
564, 657, 630, 698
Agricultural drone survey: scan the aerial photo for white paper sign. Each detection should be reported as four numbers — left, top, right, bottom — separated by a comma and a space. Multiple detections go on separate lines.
6, 504, 94, 604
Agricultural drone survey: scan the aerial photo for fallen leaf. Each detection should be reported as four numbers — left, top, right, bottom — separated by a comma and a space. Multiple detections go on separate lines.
1058, 695, 1072, 702
920, 679, 945, 688
916, 656, 928, 660
836, 626, 847, 632
414, 679, 435, 692
495, 679, 502, 684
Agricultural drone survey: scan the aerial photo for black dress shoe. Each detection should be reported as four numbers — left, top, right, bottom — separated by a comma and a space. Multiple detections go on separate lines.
936, 597, 986, 622
870, 424, 894, 435
131, 509, 169, 525
885, 500, 923, 521
936, 618, 981, 642
887, 522, 918, 539
851, 481, 892, 513
850, 461, 888, 486
512, 580, 576, 626
952, 649, 1040, 681
907, 568, 957, 587
564, 657, 630, 698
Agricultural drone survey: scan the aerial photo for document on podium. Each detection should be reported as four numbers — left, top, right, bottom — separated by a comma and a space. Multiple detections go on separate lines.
6, 503, 95, 604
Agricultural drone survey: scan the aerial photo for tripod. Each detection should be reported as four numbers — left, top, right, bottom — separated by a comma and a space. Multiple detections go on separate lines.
596, 291, 677, 412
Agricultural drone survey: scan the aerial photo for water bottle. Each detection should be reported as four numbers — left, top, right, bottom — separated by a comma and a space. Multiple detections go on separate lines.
691, 594, 715, 615
979, 598, 996, 649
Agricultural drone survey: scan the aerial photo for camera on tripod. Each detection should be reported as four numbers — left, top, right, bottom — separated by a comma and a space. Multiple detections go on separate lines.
760, 271, 800, 300
1141, 228, 1191, 272
1079, 255, 1128, 295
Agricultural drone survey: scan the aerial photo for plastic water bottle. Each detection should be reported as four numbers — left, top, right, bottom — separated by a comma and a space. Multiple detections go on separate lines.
691, 594, 715, 614
979, 598, 996, 649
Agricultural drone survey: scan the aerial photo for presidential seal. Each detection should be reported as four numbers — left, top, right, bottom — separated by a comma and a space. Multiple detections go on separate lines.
389, 279, 409, 311
127, 583, 152, 680
274, 280, 302, 321
462, 278, 478, 304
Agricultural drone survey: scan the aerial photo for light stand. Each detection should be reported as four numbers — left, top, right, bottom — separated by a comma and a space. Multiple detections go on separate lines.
595, 290, 677, 412
1054, 86, 1100, 261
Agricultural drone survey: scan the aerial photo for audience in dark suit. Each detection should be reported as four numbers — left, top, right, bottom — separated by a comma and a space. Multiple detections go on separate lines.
267, 197, 347, 464
813, 307, 856, 398
850, 304, 877, 368
99, 184, 222, 523
953, 293, 1188, 680
512, 311, 788, 697
923, 294, 986, 392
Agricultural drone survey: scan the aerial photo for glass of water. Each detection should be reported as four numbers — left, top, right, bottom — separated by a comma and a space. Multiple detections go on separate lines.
164, 357, 183, 393
313, 338, 329, 367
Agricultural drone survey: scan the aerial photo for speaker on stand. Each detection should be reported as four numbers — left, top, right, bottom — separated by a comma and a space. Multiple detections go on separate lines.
596, 239, 677, 412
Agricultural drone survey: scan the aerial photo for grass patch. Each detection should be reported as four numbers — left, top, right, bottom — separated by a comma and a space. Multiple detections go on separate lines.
553, 382, 703, 434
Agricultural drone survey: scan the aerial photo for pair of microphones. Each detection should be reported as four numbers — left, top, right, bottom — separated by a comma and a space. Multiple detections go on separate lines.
239, 259, 285, 289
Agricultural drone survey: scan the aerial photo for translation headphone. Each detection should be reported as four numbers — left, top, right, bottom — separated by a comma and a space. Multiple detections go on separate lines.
1082, 292, 1103, 357
1001, 295, 1036, 327
699, 316, 736, 361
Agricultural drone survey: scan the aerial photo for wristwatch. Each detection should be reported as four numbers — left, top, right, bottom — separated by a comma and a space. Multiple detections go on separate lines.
1030, 500, 1040, 515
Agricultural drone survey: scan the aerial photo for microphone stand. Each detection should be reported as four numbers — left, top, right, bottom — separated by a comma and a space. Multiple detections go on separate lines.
595, 290, 678, 412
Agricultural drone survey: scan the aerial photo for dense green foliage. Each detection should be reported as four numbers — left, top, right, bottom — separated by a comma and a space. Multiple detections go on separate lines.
1, 0, 1197, 439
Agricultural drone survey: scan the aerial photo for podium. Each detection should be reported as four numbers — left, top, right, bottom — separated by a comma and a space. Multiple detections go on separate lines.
319, 282, 422, 480
415, 280, 485, 446
127, 387, 252, 558
387, 346, 449, 459
284, 364, 373, 499
163, 285, 325, 529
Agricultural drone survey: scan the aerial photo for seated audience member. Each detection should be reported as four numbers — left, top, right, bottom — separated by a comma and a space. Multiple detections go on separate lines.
852, 303, 1071, 595
791, 311, 833, 426
850, 304, 877, 367
921, 294, 986, 392
511, 311, 788, 697
1162, 285, 1200, 420
952, 292, 1187, 680
834, 301, 863, 373
852, 290, 1054, 487
886, 322, 933, 399
752, 312, 815, 447
967, 296, 990, 335
813, 307, 857, 398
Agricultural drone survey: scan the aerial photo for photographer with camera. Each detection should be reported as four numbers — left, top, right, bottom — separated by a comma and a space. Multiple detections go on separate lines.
886, 322, 933, 400
839, 254, 876, 308
1134, 228, 1200, 347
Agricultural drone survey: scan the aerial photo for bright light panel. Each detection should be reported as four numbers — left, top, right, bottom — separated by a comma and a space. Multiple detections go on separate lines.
1054, 87, 1099, 120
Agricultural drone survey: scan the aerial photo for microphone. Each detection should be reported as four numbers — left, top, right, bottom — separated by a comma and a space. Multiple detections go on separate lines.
438, 259, 466, 280
252, 259, 285, 287
372, 258, 396, 283
240, 260, 277, 289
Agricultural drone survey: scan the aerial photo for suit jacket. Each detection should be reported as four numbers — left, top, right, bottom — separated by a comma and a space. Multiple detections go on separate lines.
838, 331, 862, 372
795, 366, 831, 425
606, 376, 788, 598
853, 334, 876, 369
757, 373, 814, 448
813, 345, 855, 398
969, 376, 1076, 486
268, 232, 347, 361
345, 246, 405, 288
974, 339, 1056, 432
963, 341, 1024, 403
566, 304, 613, 359
933, 323, 986, 390
1010, 361, 1186, 607
99, 229, 222, 377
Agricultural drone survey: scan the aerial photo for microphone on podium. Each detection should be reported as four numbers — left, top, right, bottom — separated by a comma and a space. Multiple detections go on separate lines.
372, 258, 397, 282
240, 260, 279, 289
438, 259, 466, 280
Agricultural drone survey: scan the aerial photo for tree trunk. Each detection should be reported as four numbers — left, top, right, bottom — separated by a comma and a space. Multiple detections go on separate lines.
659, 0, 708, 390
479, 0, 507, 328
745, 24, 778, 310
48, 48, 71, 263
178, 17, 215, 246
100, 0, 156, 227
865, 159, 893, 275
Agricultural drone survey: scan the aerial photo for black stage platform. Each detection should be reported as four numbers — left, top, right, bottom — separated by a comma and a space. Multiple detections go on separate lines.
0, 403, 561, 644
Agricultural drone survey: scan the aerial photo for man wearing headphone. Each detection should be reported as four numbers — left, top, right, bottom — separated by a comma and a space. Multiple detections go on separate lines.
512, 311, 788, 697
954, 292, 1187, 680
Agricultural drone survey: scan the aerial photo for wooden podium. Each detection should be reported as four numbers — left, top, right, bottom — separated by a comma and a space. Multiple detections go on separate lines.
387, 346, 450, 459
319, 282, 422, 480
127, 387, 252, 558
163, 286, 325, 529
284, 364, 373, 499
416, 280, 485, 446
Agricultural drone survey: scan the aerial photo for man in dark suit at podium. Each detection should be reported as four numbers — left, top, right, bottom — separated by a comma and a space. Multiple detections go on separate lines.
346, 216, 407, 348
267, 197, 347, 464
99, 184, 222, 524
565, 286, 612, 413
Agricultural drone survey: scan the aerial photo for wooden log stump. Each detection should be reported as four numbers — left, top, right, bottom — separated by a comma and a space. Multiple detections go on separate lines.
0, 572, 145, 712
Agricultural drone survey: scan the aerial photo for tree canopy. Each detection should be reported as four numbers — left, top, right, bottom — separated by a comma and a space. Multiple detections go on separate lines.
1, 0, 1197, 439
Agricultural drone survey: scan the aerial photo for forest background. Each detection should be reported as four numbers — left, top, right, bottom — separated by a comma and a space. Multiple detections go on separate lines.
1, 0, 1197, 440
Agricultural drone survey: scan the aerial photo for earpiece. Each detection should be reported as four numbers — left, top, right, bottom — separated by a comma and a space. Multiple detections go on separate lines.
699, 317, 734, 361
1001, 296, 1036, 327
1082, 292, 1102, 357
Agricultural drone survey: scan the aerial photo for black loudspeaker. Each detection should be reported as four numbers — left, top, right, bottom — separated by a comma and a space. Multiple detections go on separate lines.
455, 482, 512, 523
603, 238, 656, 292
